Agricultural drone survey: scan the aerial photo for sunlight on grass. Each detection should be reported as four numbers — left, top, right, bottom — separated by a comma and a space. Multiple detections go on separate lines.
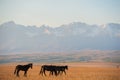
0, 64, 120, 80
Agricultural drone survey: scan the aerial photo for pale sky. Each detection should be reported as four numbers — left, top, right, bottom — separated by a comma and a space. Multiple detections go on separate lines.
0, 0, 120, 27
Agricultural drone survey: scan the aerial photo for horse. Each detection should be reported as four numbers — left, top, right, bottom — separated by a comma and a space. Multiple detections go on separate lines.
56, 65, 68, 75
39, 65, 57, 76
39, 65, 68, 76
14, 63, 33, 77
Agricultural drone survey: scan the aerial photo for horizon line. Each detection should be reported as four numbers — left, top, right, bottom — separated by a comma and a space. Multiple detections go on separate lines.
0, 20, 120, 28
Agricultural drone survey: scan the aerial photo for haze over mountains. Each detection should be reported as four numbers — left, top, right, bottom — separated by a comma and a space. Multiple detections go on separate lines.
0, 21, 120, 54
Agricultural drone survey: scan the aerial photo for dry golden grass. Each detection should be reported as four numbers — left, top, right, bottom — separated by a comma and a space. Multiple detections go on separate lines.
0, 63, 120, 80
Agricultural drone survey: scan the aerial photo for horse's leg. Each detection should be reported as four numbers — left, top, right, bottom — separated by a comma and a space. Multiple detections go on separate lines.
43, 70, 46, 76
14, 67, 17, 75
54, 70, 57, 76
17, 70, 19, 77
40, 69, 44, 76
39, 67, 43, 75
52, 71, 54, 76
24, 71, 27, 77
63, 70, 66, 75
40, 68, 45, 76
39, 70, 42, 74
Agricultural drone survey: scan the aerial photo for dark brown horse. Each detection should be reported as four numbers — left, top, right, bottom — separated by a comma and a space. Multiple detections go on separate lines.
39, 65, 68, 76
39, 65, 57, 76
56, 65, 68, 75
14, 63, 33, 77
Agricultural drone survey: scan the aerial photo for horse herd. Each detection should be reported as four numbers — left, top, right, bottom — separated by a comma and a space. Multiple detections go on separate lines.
14, 63, 68, 77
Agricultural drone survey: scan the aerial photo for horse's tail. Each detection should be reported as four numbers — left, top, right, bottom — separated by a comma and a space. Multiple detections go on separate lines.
14, 67, 17, 74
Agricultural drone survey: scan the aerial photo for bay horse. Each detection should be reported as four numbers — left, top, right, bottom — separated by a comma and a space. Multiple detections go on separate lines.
14, 63, 33, 77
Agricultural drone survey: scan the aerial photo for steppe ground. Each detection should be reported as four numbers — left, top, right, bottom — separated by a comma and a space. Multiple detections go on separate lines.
0, 62, 120, 80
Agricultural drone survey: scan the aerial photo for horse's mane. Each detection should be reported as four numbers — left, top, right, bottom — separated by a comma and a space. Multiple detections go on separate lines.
28, 63, 33, 65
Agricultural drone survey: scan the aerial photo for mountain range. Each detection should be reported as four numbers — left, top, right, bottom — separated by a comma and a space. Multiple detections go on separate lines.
0, 21, 120, 54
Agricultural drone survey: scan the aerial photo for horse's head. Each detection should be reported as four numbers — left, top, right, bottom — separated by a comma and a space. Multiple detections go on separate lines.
29, 63, 33, 69
65, 65, 68, 70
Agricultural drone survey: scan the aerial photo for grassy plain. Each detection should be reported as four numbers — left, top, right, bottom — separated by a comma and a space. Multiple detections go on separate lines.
0, 63, 120, 80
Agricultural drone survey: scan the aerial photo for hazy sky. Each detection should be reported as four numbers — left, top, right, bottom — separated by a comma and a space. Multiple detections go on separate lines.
0, 0, 120, 27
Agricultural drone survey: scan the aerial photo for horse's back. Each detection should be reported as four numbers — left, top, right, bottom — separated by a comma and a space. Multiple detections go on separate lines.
16, 65, 23, 68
